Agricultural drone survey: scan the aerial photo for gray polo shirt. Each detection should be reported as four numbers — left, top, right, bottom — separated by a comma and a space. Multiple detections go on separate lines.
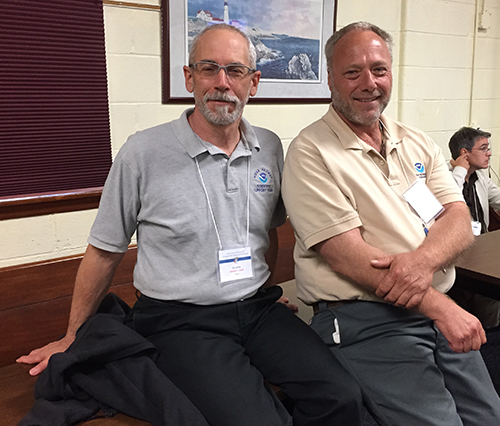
89, 109, 286, 305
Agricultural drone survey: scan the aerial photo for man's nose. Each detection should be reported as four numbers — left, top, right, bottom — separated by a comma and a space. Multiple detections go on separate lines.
213, 67, 231, 88
359, 70, 377, 90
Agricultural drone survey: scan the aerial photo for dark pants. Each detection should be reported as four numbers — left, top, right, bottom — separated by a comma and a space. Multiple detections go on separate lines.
127, 286, 363, 426
311, 301, 500, 426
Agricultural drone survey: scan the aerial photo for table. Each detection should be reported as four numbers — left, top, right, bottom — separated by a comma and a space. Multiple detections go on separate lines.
454, 230, 500, 300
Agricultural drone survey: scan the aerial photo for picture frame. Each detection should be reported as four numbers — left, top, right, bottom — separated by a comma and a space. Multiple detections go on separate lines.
161, 0, 337, 104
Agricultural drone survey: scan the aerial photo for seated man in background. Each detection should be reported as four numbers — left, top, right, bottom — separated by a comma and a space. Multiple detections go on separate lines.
18, 24, 363, 426
283, 21, 500, 426
448, 126, 500, 328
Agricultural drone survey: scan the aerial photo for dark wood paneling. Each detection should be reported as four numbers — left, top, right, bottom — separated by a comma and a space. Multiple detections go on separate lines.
275, 219, 296, 284
0, 283, 139, 367
0, 248, 137, 367
0, 188, 101, 220
0, 248, 137, 311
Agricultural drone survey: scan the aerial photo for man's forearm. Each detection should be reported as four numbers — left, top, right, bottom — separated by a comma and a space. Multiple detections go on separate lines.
66, 244, 125, 338
316, 229, 485, 352
371, 201, 473, 307
413, 201, 473, 273
315, 227, 391, 293
17, 244, 126, 375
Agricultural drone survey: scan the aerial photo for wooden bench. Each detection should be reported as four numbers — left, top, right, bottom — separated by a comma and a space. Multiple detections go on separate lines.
0, 220, 309, 425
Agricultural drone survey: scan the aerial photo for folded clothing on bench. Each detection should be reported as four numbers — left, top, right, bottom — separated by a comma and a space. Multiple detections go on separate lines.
19, 293, 209, 426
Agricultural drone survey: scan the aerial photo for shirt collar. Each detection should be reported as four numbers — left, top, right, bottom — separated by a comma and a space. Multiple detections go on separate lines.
173, 108, 261, 159
322, 104, 407, 152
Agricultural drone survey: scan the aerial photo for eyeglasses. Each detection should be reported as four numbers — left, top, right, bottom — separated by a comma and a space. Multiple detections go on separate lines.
189, 61, 256, 80
473, 145, 491, 153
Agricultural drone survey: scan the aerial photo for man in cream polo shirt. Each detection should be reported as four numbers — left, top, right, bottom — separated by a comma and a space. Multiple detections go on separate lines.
283, 21, 500, 426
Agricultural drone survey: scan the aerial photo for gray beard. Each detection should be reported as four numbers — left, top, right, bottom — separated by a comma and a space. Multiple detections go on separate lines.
331, 86, 390, 126
195, 91, 249, 126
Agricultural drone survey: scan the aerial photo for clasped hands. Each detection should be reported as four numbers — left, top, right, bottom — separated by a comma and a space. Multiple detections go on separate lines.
370, 252, 486, 353
371, 251, 433, 308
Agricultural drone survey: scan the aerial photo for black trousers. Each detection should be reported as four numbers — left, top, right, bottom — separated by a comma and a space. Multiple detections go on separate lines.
127, 286, 363, 426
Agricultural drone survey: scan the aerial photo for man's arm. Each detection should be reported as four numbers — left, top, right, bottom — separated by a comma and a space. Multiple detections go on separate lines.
315, 219, 484, 353
450, 155, 469, 190
17, 244, 125, 376
372, 201, 474, 308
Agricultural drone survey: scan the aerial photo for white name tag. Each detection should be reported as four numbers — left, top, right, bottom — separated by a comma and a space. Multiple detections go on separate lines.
471, 220, 482, 236
402, 179, 444, 224
218, 247, 253, 284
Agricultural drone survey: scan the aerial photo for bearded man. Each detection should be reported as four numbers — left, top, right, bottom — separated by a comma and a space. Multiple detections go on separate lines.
282, 21, 500, 426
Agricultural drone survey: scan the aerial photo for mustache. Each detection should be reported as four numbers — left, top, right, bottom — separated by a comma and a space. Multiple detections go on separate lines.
203, 92, 239, 103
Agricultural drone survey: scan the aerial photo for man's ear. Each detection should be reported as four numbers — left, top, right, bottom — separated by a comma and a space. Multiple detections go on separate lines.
183, 65, 194, 93
249, 70, 261, 97
327, 70, 334, 93
460, 148, 468, 156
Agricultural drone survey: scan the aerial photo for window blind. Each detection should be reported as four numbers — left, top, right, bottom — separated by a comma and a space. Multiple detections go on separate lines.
0, 0, 112, 199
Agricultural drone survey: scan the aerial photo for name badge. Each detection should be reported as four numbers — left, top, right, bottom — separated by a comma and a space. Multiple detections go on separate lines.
471, 220, 482, 236
218, 247, 253, 284
402, 179, 444, 224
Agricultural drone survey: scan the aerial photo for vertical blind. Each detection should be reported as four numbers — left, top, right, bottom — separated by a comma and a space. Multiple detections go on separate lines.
0, 0, 112, 199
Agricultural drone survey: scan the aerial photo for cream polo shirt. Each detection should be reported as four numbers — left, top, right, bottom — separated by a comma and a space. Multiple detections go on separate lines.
282, 105, 464, 305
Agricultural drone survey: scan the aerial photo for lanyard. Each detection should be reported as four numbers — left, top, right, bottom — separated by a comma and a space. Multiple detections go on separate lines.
195, 155, 250, 250
473, 186, 480, 222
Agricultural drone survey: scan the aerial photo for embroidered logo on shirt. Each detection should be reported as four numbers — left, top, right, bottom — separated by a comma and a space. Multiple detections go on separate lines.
414, 163, 424, 173
258, 172, 268, 183
253, 168, 274, 193
414, 162, 426, 178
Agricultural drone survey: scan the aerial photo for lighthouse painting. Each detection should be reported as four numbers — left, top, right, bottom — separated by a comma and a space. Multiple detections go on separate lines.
162, 0, 335, 102
187, 0, 324, 81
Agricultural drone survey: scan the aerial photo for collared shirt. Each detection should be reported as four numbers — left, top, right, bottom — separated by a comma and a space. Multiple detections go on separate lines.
89, 109, 286, 305
451, 166, 500, 231
282, 105, 463, 304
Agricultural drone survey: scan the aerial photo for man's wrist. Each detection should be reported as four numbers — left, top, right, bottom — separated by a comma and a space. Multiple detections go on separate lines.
415, 288, 451, 321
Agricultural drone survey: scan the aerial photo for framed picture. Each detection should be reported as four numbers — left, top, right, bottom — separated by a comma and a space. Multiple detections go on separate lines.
161, 0, 337, 103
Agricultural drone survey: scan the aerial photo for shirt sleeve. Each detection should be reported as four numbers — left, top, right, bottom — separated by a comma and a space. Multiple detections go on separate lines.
451, 166, 467, 190
282, 143, 361, 250
88, 145, 141, 253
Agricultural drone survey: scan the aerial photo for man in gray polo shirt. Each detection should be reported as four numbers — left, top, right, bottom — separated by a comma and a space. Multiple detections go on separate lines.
19, 24, 362, 426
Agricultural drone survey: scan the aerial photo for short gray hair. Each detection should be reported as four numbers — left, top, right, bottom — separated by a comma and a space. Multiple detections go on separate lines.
325, 22, 393, 73
189, 24, 257, 69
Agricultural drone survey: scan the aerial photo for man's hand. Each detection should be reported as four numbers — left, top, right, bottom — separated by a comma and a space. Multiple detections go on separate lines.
371, 253, 434, 308
427, 294, 486, 352
450, 153, 470, 171
16, 335, 74, 376
277, 296, 299, 313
